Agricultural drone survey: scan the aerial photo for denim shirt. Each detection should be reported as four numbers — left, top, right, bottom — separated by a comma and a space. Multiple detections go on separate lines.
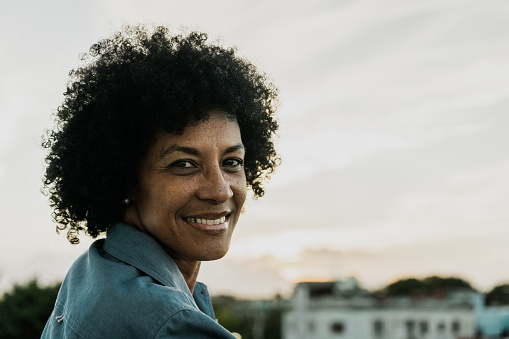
42, 223, 236, 338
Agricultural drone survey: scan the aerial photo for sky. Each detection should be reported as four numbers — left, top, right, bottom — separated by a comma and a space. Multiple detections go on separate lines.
1, 0, 509, 299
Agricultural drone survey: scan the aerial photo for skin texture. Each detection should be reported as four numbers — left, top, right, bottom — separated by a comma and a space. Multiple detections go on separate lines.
123, 111, 247, 292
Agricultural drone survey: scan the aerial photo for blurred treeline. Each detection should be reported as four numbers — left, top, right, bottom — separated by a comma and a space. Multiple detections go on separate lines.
2, 276, 509, 338
0, 279, 60, 339
212, 295, 284, 339
378, 276, 509, 305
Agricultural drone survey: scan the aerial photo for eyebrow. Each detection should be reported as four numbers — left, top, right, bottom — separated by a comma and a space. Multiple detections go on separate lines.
225, 144, 246, 154
160, 143, 245, 159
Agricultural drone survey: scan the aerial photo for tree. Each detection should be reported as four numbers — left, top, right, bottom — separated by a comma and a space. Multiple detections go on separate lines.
262, 309, 282, 339
212, 296, 255, 339
422, 276, 472, 290
486, 284, 509, 306
382, 276, 474, 297
0, 279, 60, 339
212, 295, 285, 339
384, 278, 424, 296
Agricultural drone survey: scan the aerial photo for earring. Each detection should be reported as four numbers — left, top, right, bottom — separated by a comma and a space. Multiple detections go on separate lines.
123, 198, 130, 205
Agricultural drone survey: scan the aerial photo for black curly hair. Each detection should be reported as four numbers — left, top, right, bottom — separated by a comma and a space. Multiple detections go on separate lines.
42, 25, 279, 244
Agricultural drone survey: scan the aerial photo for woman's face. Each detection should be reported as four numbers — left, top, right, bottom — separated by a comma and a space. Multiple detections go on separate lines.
124, 111, 247, 262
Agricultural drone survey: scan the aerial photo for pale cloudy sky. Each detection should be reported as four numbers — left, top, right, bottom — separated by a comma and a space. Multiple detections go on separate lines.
1, 0, 508, 298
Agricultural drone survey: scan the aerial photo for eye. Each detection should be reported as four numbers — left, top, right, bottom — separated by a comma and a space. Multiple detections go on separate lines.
223, 158, 244, 170
168, 160, 198, 174
172, 160, 195, 168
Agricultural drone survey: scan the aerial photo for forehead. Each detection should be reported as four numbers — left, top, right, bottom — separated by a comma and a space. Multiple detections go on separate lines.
151, 111, 243, 157
183, 112, 239, 136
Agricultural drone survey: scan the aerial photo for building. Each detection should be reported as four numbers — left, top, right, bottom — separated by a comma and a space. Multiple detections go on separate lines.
283, 278, 477, 339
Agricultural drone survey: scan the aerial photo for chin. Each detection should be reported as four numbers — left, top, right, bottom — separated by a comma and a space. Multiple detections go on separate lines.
199, 248, 230, 261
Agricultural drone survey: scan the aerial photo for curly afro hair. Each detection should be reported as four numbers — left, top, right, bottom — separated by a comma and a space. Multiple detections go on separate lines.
42, 25, 279, 244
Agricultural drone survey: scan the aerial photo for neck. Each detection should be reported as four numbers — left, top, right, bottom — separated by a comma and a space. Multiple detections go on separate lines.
122, 209, 202, 293
172, 258, 201, 293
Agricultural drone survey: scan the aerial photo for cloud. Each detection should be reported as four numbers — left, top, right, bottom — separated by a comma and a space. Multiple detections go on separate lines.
199, 256, 293, 299
207, 231, 509, 298
2, 0, 509, 299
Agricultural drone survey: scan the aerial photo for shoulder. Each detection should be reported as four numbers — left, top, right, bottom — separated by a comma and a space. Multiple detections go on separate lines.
43, 241, 199, 338
154, 308, 237, 338
44, 288, 235, 339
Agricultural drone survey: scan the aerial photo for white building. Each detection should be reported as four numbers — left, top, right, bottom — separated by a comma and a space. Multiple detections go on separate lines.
283, 279, 476, 339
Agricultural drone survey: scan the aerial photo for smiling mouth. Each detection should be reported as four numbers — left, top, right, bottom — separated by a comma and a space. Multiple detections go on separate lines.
185, 216, 226, 225
184, 214, 230, 234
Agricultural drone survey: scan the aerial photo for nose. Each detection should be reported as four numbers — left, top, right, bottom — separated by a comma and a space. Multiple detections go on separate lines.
196, 167, 233, 203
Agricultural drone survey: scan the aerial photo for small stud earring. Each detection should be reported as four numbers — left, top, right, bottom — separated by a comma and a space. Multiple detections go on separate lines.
123, 198, 130, 205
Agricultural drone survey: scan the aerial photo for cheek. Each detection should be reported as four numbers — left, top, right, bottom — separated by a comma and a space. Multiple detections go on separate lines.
137, 182, 175, 218
234, 178, 247, 204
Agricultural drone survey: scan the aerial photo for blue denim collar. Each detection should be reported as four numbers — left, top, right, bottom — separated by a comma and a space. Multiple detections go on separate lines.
103, 223, 195, 304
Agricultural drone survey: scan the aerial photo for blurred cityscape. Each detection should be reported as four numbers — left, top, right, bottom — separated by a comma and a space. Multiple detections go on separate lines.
282, 278, 508, 339
2, 276, 509, 339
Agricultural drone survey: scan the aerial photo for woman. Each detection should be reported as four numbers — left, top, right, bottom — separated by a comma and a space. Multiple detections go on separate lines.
41, 25, 279, 338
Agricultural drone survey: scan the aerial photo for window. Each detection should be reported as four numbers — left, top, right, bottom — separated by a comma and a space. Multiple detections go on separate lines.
373, 319, 384, 337
452, 320, 460, 334
419, 321, 429, 334
331, 321, 345, 334
437, 322, 446, 333
405, 320, 415, 335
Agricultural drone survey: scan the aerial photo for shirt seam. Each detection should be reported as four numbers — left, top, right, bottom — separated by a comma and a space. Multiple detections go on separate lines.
54, 300, 100, 339
152, 307, 200, 338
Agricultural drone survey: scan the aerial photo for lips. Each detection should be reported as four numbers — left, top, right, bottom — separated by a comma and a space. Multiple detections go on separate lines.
183, 213, 231, 234
186, 216, 226, 225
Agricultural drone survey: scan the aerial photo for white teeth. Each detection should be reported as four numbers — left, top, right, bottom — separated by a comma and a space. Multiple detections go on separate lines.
187, 216, 226, 225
